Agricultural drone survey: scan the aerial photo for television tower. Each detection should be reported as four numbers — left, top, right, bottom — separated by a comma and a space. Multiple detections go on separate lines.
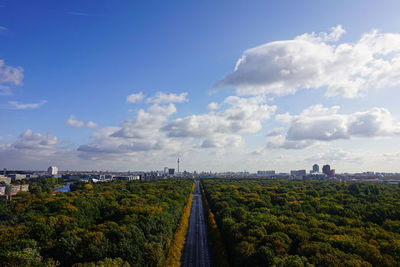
177, 157, 180, 173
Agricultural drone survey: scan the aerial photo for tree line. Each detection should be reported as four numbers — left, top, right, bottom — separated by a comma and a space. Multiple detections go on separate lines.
202, 178, 400, 267
0, 178, 194, 266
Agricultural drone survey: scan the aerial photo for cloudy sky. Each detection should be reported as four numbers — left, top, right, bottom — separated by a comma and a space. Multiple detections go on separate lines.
1, 1, 400, 173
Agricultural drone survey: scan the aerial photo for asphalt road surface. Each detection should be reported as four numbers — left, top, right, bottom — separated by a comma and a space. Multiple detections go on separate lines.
181, 180, 212, 267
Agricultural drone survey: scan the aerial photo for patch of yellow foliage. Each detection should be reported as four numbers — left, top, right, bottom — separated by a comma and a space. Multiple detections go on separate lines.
164, 182, 195, 267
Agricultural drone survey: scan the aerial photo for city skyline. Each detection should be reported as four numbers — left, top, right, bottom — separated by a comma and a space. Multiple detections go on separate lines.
2, 1, 400, 172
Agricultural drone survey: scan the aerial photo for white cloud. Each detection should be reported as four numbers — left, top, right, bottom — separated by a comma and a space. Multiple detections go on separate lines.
111, 103, 176, 139
66, 116, 84, 127
13, 129, 58, 150
266, 127, 284, 136
298, 25, 346, 42
267, 135, 315, 150
305, 147, 362, 163
207, 102, 219, 110
268, 105, 400, 149
0, 129, 91, 170
215, 25, 400, 98
6, 100, 47, 110
86, 121, 98, 128
200, 135, 243, 149
162, 96, 276, 148
0, 59, 24, 87
126, 92, 145, 103
77, 92, 193, 159
66, 115, 98, 128
299, 104, 340, 117
147, 92, 188, 104
77, 93, 276, 160
78, 103, 180, 158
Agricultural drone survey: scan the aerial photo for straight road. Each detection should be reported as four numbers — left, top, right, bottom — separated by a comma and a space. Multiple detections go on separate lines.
181, 180, 212, 267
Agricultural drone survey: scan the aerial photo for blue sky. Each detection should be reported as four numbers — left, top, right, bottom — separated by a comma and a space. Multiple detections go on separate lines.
1, 1, 400, 172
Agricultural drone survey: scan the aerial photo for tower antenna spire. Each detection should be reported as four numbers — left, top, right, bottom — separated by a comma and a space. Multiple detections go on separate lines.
177, 157, 180, 173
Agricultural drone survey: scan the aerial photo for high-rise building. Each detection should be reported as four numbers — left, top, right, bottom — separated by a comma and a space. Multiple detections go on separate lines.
48, 166, 58, 176
322, 165, 331, 175
168, 168, 175, 176
312, 164, 319, 173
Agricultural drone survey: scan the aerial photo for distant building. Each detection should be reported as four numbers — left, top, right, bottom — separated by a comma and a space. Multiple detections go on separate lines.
0, 186, 5, 196
1, 184, 30, 199
330, 169, 336, 176
322, 165, 331, 175
105, 174, 114, 180
257, 170, 275, 176
168, 168, 175, 176
6, 184, 21, 196
26, 174, 38, 179
20, 184, 29, 192
115, 175, 140, 181
0, 175, 11, 184
48, 166, 58, 176
312, 164, 319, 173
291, 170, 306, 177
9, 174, 26, 182
164, 167, 168, 174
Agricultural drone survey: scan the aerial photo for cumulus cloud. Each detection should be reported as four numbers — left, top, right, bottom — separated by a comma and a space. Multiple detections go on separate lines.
6, 100, 47, 110
111, 103, 176, 139
162, 96, 276, 148
305, 147, 362, 163
78, 126, 136, 154
267, 135, 315, 150
66, 115, 98, 128
266, 127, 284, 136
268, 104, 400, 149
298, 25, 346, 42
207, 102, 219, 110
77, 92, 193, 159
0, 127, 174, 171
163, 96, 276, 137
126, 92, 145, 103
200, 135, 243, 149
0, 129, 90, 170
147, 92, 188, 104
12, 129, 58, 150
86, 121, 98, 128
0, 59, 24, 86
78, 92, 276, 159
78, 103, 180, 158
215, 25, 400, 98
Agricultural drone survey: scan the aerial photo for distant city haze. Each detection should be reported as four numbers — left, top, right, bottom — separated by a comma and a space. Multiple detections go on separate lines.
1, 1, 400, 173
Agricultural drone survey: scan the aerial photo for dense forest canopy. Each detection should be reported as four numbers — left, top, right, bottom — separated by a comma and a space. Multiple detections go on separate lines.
202, 179, 400, 267
0, 178, 193, 267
